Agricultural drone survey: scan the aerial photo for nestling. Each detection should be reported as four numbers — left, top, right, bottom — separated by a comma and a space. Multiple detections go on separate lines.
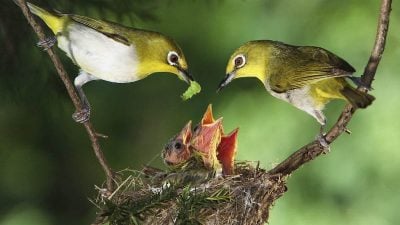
27, 2, 195, 122
162, 105, 238, 176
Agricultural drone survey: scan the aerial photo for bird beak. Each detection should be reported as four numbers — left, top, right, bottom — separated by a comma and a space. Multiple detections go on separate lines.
178, 67, 194, 84
217, 72, 235, 92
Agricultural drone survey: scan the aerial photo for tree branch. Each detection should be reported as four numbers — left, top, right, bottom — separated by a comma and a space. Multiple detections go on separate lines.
268, 0, 392, 176
14, 0, 115, 191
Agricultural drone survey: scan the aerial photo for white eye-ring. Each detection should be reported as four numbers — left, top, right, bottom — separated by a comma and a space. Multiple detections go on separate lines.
233, 54, 246, 68
167, 51, 179, 66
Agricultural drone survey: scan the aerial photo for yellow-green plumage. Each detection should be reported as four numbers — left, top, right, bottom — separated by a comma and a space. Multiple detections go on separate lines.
27, 2, 195, 122
27, 3, 66, 34
222, 40, 374, 125
27, 2, 188, 81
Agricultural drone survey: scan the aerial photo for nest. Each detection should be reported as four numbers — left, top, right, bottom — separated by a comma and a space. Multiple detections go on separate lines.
91, 105, 287, 225
93, 161, 287, 225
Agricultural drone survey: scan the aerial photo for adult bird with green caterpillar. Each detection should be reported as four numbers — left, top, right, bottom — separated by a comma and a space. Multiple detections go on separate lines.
27, 2, 200, 123
218, 40, 375, 146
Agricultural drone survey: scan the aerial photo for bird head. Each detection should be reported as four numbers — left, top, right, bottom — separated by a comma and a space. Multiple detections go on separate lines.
161, 104, 239, 175
218, 41, 268, 91
191, 106, 223, 170
137, 33, 194, 84
162, 121, 193, 166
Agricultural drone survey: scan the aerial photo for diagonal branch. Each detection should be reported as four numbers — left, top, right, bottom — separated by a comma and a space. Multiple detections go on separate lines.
268, 0, 392, 176
14, 0, 115, 191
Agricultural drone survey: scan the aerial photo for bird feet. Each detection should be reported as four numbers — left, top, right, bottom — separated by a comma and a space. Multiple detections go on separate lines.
72, 107, 90, 123
348, 76, 372, 91
37, 36, 57, 51
316, 133, 330, 153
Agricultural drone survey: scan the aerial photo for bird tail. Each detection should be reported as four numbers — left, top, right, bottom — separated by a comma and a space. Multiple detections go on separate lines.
27, 2, 65, 34
341, 85, 375, 108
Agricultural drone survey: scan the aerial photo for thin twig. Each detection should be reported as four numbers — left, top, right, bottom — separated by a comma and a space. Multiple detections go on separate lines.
14, 0, 115, 191
268, 0, 392, 176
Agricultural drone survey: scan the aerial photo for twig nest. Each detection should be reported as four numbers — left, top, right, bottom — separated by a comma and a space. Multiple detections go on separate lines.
94, 162, 287, 225
93, 105, 287, 225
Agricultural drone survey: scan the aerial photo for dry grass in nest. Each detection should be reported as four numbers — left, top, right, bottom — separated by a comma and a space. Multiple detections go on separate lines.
92, 161, 287, 225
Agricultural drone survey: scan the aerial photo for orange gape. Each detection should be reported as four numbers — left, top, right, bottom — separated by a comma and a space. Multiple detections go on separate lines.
162, 104, 239, 175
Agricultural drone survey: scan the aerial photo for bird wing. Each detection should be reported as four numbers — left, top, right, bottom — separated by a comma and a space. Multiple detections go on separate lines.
297, 46, 356, 73
268, 46, 355, 93
69, 15, 131, 46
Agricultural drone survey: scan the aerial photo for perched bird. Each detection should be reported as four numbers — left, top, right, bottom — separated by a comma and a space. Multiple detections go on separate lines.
218, 40, 374, 143
27, 2, 194, 122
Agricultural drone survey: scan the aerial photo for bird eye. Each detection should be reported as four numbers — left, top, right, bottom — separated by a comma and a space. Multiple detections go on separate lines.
174, 141, 182, 150
167, 51, 179, 65
234, 55, 246, 68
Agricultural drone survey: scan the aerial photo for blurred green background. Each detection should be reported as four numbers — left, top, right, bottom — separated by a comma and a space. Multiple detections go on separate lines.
1, 0, 399, 224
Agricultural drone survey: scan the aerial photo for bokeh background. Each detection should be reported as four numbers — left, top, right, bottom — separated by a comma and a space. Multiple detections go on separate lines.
1, 0, 399, 224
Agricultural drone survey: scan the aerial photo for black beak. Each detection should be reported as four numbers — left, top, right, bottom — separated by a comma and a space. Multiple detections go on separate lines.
217, 73, 235, 92
178, 67, 194, 84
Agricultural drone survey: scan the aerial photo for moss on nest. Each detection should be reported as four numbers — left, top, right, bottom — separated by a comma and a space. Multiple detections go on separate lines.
92, 161, 287, 225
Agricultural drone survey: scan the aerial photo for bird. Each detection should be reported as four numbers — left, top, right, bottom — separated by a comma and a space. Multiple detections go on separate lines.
27, 2, 194, 123
162, 105, 238, 176
218, 40, 375, 145
162, 121, 193, 167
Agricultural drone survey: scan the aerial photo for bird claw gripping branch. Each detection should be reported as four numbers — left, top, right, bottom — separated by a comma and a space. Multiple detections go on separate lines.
72, 107, 90, 123
162, 104, 239, 176
37, 36, 57, 50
